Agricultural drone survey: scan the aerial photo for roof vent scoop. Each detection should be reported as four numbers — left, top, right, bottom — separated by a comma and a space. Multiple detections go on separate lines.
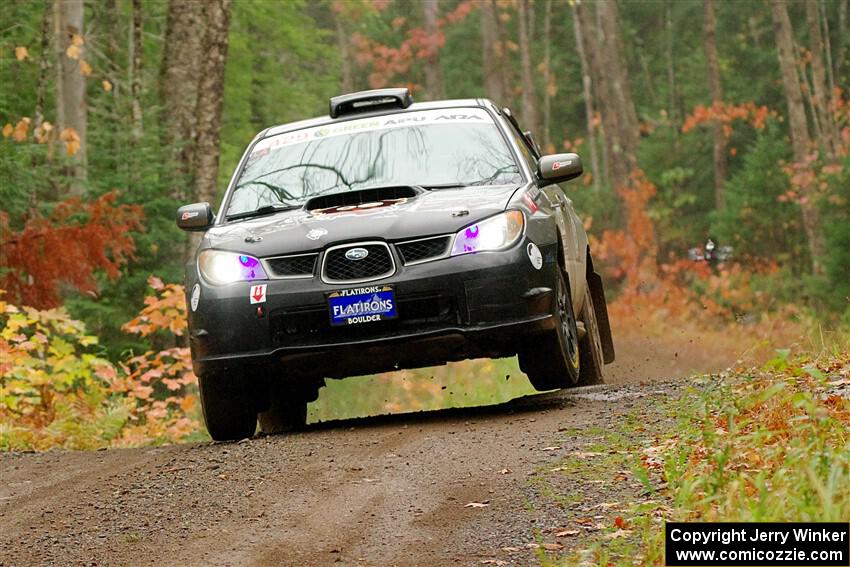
329, 88, 413, 119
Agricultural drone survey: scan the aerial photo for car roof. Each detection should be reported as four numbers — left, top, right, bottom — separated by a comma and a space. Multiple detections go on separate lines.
262, 98, 499, 139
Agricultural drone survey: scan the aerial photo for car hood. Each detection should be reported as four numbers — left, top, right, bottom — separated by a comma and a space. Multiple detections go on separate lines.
203, 184, 523, 256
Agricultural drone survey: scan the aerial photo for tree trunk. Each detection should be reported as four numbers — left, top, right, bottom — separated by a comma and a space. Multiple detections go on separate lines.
665, 1, 678, 128
837, 0, 848, 75
806, 0, 838, 158
594, 0, 638, 193
479, 0, 504, 104
422, 0, 444, 100
517, 0, 538, 134
34, 4, 51, 132
576, 0, 610, 188
571, 0, 601, 192
192, 0, 232, 209
542, 0, 552, 152
53, 0, 87, 194
771, 0, 824, 274
335, 10, 353, 93
820, 1, 836, 107
160, 0, 206, 200
703, 0, 727, 209
129, 0, 143, 146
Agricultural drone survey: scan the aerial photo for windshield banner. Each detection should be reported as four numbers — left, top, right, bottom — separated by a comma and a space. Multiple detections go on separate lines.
251, 108, 494, 159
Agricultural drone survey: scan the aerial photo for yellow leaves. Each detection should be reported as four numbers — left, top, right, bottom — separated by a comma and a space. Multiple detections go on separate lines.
15, 46, 29, 61
122, 276, 188, 337
4, 118, 55, 145
13, 117, 31, 142
79, 59, 92, 76
34, 121, 52, 144
102, 79, 113, 92
59, 127, 81, 156
65, 34, 84, 60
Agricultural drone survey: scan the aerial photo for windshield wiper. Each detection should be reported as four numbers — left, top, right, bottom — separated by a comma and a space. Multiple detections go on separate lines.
225, 204, 300, 221
419, 183, 469, 190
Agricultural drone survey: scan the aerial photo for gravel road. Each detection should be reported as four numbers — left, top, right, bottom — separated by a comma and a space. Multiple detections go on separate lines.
0, 333, 732, 567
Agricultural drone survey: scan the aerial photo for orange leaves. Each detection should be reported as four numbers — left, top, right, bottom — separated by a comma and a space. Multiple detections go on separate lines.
34, 121, 52, 143
0, 191, 142, 309
682, 101, 773, 136
0, 287, 201, 449
65, 33, 84, 60
59, 127, 81, 155
2, 118, 78, 155
14, 46, 29, 61
122, 276, 188, 338
444, 1, 475, 24
614, 516, 629, 529
351, 1, 473, 89
102, 79, 113, 92
592, 169, 657, 288
12, 117, 30, 142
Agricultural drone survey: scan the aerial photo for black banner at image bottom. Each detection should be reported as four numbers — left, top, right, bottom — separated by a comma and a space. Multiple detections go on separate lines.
665, 522, 849, 566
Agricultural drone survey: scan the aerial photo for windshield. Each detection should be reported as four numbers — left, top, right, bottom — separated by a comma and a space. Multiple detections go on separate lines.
224, 107, 522, 217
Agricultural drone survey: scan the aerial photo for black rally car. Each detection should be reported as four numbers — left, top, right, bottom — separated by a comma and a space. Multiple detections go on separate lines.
177, 88, 614, 441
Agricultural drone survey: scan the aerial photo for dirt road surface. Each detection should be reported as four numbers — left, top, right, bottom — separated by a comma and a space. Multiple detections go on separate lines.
0, 334, 734, 566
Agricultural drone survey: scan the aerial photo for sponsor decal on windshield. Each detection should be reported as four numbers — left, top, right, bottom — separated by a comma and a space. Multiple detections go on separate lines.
250, 108, 492, 159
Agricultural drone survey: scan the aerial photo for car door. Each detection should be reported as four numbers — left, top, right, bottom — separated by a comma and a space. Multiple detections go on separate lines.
542, 184, 587, 306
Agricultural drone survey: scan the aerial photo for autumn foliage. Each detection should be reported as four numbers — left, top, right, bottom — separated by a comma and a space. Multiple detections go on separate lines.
343, 0, 474, 90
0, 277, 198, 450
682, 101, 773, 138
0, 191, 142, 309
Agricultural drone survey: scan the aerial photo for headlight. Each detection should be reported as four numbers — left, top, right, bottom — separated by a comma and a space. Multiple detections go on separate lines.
198, 250, 268, 285
451, 210, 524, 256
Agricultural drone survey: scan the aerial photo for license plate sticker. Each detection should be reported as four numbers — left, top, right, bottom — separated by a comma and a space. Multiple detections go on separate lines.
328, 285, 397, 326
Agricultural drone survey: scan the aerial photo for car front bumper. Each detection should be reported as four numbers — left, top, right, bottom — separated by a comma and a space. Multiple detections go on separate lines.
188, 237, 559, 379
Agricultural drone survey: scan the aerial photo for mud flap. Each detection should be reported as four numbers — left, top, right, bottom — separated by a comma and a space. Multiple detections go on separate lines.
588, 271, 615, 363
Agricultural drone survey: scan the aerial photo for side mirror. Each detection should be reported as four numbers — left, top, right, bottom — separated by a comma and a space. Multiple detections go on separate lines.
537, 153, 583, 186
176, 202, 215, 231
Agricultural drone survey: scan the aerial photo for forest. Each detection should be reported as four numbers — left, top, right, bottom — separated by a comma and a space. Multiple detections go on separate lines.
1, 0, 849, 449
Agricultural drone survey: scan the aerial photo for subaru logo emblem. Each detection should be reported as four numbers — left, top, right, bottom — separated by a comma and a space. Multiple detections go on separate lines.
345, 247, 369, 261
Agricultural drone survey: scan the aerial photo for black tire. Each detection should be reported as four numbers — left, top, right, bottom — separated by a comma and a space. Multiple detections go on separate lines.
519, 268, 580, 391
198, 370, 257, 441
577, 284, 605, 386
257, 384, 310, 435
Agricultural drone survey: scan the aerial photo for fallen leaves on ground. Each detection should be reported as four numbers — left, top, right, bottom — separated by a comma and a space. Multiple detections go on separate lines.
464, 501, 490, 508
526, 542, 564, 551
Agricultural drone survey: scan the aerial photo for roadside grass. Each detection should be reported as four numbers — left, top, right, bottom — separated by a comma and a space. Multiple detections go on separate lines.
309, 357, 535, 423
537, 351, 850, 566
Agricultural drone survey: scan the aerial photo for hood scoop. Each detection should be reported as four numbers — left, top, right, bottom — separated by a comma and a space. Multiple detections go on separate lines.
305, 185, 421, 214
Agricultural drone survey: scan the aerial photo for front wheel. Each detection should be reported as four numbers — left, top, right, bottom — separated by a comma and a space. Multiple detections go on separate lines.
518, 268, 580, 391
257, 384, 310, 435
577, 284, 605, 386
198, 370, 258, 441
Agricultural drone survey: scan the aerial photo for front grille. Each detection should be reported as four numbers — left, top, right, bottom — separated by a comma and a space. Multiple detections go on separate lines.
322, 242, 395, 283
264, 253, 317, 278
396, 236, 451, 265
